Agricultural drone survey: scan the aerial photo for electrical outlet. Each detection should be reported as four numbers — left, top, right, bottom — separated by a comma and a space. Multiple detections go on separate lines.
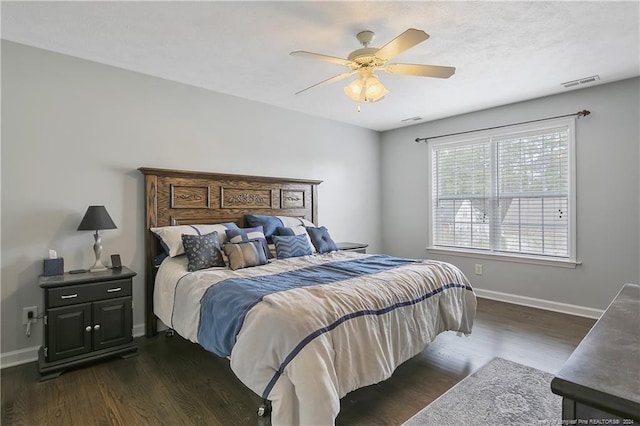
475, 264, 483, 275
22, 306, 38, 325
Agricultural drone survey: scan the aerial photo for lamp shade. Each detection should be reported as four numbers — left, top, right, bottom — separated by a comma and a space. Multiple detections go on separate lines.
77, 206, 117, 231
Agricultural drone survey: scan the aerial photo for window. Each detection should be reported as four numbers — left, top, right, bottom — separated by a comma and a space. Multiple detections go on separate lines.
428, 117, 576, 264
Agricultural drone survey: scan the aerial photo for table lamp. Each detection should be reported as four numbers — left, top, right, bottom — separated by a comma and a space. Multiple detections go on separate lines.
77, 205, 117, 272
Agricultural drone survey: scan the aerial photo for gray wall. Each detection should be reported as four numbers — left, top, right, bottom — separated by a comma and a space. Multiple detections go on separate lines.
381, 77, 640, 311
2, 39, 638, 364
1, 41, 381, 359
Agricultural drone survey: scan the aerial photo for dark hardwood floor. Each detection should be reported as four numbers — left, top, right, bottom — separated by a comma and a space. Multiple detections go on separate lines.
1, 298, 595, 425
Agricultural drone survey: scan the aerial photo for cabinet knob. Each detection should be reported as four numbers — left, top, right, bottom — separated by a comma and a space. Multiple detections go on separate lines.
94, 324, 101, 331
85, 326, 92, 332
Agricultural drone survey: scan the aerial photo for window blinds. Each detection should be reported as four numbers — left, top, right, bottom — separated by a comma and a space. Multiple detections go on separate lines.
431, 121, 574, 260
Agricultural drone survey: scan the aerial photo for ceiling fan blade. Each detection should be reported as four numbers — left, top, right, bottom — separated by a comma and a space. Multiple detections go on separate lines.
290, 51, 354, 67
384, 63, 456, 78
295, 71, 357, 95
374, 28, 430, 61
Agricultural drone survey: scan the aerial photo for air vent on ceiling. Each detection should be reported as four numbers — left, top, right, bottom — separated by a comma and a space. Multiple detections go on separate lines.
401, 116, 423, 122
562, 75, 600, 89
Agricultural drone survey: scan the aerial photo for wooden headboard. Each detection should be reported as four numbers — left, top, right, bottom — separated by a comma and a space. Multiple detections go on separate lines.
139, 167, 322, 336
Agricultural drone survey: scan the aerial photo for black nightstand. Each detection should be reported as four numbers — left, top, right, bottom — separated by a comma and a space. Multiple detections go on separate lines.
336, 242, 368, 254
38, 267, 137, 380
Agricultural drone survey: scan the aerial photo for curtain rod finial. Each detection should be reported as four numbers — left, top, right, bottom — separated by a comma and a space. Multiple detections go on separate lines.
578, 110, 591, 117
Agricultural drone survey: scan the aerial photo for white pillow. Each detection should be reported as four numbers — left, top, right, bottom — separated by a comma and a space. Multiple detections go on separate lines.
151, 223, 238, 257
278, 216, 315, 228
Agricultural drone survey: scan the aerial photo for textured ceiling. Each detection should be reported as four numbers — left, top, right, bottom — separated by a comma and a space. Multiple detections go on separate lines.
2, 1, 639, 131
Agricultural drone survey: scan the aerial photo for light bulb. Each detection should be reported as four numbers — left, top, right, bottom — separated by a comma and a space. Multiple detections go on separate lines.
344, 77, 366, 102
363, 75, 388, 102
350, 81, 362, 94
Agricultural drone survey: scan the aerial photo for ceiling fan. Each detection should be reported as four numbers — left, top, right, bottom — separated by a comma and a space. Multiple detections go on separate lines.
291, 28, 455, 104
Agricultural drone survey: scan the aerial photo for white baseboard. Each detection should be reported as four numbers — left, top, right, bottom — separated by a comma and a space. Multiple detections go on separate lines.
1, 323, 148, 370
133, 322, 146, 338
474, 287, 603, 319
0, 345, 40, 369
2, 294, 600, 369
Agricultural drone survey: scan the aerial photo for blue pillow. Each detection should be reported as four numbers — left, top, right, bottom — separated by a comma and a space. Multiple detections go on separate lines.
181, 231, 225, 272
245, 215, 283, 241
305, 226, 339, 254
275, 225, 316, 253
272, 235, 313, 259
275, 226, 295, 236
245, 215, 316, 242
226, 226, 273, 258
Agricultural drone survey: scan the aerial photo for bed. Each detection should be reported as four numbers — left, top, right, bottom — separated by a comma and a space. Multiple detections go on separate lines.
139, 167, 477, 425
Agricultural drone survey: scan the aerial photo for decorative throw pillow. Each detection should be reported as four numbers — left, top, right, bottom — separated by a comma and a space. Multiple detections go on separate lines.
245, 215, 315, 242
275, 226, 295, 237
151, 223, 239, 257
275, 225, 316, 253
223, 241, 268, 271
244, 215, 282, 242
226, 226, 273, 258
305, 226, 339, 254
181, 231, 225, 272
272, 235, 313, 259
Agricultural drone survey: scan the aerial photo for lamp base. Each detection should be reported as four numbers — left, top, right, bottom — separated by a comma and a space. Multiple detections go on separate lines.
89, 231, 108, 272
89, 258, 108, 272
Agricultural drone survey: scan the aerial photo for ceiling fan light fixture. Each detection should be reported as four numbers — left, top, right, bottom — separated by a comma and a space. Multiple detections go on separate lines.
343, 74, 389, 103
292, 28, 454, 101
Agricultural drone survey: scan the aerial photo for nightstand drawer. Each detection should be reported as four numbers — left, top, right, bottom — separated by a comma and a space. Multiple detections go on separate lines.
47, 279, 132, 308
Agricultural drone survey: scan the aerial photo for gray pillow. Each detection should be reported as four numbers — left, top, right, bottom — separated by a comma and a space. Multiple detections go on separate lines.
181, 231, 225, 272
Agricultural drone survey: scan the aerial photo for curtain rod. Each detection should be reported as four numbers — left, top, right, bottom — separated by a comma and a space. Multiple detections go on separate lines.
414, 110, 591, 143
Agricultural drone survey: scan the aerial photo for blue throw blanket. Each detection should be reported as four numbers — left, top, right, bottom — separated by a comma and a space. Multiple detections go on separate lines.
197, 255, 417, 357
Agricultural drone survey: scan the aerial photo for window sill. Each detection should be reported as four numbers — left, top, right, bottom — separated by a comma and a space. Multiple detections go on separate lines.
426, 247, 581, 268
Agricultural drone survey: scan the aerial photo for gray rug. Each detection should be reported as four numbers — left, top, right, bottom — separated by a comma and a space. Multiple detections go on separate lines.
403, 357, 560, 425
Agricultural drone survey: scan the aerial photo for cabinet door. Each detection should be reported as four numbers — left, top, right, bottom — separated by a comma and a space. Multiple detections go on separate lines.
92, 297, 133, 351
47, 303, 92, 362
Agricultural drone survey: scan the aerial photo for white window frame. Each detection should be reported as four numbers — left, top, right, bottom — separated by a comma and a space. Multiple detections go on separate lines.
427, 117, 578, 268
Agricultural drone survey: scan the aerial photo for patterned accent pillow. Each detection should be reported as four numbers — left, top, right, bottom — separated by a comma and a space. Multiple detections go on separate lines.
223, 241, 268, 271
151, 223, 239, 257
275, 225, 316, 253
226, 226, 273, 258
272, 235, 313, 259
245, 215, 315, 242
305, 226, 339, 254
181, 231, 225, 272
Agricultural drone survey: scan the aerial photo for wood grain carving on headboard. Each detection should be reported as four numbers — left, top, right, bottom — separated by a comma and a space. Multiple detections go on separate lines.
139, 167, 322, 336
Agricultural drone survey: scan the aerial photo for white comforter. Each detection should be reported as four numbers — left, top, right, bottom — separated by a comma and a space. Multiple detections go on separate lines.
155, 251, 476, 425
